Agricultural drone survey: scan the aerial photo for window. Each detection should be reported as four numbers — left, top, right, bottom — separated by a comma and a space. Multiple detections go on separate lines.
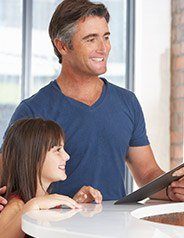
32, 0, 61, 93
0, 0, 22, 144
99, 0, 127, 87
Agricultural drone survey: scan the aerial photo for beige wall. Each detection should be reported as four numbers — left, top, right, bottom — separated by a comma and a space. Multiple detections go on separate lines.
135, 0, 171, 170
170, 0, 184, 168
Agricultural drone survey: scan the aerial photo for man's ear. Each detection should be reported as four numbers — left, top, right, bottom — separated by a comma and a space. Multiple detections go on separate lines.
54, 38, 69, 55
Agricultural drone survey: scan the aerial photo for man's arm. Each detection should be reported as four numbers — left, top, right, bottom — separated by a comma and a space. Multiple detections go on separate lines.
126, 145, 169, 200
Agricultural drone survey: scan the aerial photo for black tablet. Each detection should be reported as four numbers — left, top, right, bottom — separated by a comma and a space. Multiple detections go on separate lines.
114, 163, 184, 204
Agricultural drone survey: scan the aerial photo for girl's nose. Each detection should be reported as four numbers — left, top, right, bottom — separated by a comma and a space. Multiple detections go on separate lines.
63, 149, 70, 161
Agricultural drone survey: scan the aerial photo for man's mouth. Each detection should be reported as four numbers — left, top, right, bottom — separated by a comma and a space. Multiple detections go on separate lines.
91, 57, 104, 62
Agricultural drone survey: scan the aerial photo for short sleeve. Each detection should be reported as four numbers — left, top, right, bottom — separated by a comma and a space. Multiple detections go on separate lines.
129, 94, 150, 147
1, 101, 34, 150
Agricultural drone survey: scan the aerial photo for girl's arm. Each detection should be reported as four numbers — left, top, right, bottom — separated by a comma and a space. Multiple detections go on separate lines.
23, 193, 81, 212
0, 198, 25, 238
0, 194, 81, 238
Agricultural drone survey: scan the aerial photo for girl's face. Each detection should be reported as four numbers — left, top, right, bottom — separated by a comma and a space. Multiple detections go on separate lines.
41, 141, 70, 184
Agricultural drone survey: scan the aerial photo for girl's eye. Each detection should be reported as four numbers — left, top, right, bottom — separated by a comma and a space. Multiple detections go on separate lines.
57, 147, 62, 152
56, 145, 64, 152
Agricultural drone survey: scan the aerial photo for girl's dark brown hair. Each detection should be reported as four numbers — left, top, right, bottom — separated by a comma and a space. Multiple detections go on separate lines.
1, 118, 65, 203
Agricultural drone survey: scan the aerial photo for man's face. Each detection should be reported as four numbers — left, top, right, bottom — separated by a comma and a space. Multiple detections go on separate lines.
64, 16, 111, 77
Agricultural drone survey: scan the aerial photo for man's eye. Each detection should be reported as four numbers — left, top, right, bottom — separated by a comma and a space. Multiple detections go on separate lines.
87, 38, 95, 42
104, 36, 109, 41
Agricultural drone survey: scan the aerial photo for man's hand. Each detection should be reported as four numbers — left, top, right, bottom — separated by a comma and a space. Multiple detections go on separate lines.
73, 186, 102, 204
0, 186, 7, 211
167, 167, 184, 201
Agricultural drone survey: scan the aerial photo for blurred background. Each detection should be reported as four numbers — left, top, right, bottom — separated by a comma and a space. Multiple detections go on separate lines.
0, 0, 127, 144
0, 0, 183, 192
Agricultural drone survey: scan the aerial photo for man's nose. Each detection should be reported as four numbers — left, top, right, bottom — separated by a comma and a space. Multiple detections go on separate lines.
97, 39, 106, 53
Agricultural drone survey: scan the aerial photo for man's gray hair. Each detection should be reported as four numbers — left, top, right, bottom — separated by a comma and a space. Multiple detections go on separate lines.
55, 22, 76, 51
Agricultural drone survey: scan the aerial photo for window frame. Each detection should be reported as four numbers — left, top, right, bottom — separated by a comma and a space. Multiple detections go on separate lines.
21, 0, 33, 99
124, 0, 135, 194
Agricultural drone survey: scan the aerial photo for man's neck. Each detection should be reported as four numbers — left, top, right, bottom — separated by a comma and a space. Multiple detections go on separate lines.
57, 70, 104, 106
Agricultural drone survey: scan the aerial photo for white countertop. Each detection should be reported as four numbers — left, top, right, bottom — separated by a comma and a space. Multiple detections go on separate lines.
22, 200, 184, 238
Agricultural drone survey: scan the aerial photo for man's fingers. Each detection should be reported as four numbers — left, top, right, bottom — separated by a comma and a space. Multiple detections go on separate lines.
173, 193, 184, 201
171, 179, 184, 188
170, 187, 184, 195
169, 189, 184, 201
172, 167, 184, 177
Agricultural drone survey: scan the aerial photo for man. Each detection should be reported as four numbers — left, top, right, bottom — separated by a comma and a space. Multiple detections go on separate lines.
1, 0, 184, 209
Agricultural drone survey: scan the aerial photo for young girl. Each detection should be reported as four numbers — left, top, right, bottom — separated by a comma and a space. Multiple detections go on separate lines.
0, 118, 102, 238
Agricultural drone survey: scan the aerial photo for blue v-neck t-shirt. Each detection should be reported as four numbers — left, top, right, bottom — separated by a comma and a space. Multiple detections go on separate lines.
6, 78, 149, 200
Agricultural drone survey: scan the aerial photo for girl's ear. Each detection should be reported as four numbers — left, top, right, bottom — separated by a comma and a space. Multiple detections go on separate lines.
54, 38, 69, 56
